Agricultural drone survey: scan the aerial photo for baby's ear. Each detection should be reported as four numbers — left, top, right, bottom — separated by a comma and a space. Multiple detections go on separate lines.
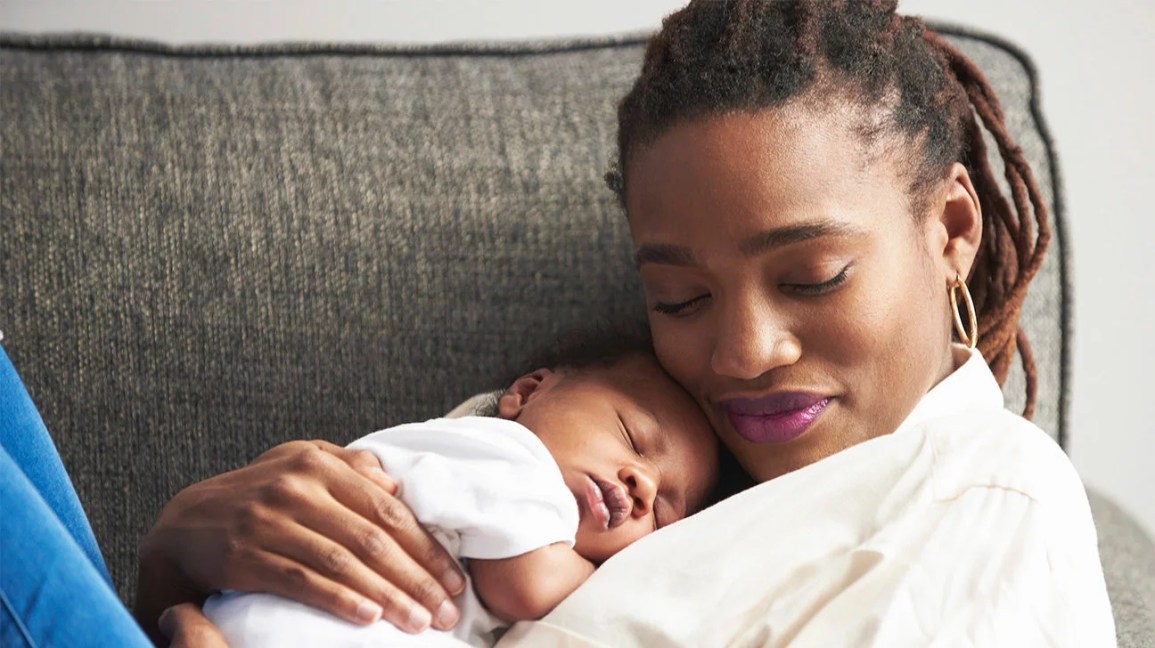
497, 369, 555, 420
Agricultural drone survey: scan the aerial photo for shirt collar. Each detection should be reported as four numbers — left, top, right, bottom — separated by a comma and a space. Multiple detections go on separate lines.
895, 344, 1005, 434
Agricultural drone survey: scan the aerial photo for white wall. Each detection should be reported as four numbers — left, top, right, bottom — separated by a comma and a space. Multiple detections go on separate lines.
4, 0, 1153, 539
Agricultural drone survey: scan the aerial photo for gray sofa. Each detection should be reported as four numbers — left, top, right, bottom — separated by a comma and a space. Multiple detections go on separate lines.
1, 27, 1152, 645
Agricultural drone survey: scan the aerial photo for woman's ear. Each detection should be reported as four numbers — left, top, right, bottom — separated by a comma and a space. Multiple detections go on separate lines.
496, 369, 555, 421
931, 162, 983, 281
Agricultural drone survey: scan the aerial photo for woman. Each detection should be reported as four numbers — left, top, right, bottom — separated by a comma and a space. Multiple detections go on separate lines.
10, 0, 1113, 645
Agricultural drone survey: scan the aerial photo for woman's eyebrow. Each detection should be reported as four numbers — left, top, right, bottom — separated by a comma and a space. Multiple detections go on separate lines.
634, 243, 694, 268
738, 220, 867, 257
634, 220, 865, 267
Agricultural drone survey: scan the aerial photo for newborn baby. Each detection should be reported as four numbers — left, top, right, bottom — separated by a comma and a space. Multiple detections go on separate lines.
205, 338, 720, 647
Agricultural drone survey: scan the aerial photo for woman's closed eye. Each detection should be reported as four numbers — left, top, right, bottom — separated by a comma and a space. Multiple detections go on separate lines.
781, 263, 852, 296
652, 294, 711, 316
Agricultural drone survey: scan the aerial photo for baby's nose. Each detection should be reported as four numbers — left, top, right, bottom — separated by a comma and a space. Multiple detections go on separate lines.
620, 463, 658, 517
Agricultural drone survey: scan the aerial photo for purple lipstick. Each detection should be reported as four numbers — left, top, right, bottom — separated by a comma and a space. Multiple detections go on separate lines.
722, 392, 831, 444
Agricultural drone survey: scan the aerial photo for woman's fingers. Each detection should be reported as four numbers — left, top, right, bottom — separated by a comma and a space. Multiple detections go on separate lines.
235, 548, 419, 630
158, 603, 228, 648
283, 443, 467, 601
205, 514, 392, 627
306, 440, 399, 494
362, 496, 469, 620
242, 533, 443, 633
287, 491, 465, 630
257, 439, 393, 491
138, 438, 469, 639
264, 445, 466, 629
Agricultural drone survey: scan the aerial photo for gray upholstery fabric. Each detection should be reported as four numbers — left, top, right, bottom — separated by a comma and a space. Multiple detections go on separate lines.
0, 29, 1149, 645
1090, 490, 1155, 646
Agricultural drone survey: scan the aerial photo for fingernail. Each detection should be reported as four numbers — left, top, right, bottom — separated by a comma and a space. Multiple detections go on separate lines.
442, 569, 466, 594
435, 600, 460, 629
355, 600, 382, 623
407, 604, 432, 633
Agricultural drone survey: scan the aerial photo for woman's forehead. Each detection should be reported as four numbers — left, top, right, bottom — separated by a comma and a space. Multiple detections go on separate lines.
624, 109, 912, 249
629, 109, 885, 195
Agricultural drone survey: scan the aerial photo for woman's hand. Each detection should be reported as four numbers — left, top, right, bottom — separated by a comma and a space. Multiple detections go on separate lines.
159, 603, 227, 648
135, 440, 467, 642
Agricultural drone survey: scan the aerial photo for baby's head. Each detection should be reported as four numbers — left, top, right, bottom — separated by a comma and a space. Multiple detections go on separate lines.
494, 328, 719, 563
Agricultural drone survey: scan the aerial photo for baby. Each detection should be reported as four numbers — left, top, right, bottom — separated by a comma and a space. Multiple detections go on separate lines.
204, 329, 720, 647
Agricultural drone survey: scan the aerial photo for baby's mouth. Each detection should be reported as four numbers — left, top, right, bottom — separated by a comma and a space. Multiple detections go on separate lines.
583, 476, 631, 530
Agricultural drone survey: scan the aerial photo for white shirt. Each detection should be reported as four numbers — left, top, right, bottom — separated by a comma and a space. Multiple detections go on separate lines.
500, 348, 1116, 647
205, 417, 579, 647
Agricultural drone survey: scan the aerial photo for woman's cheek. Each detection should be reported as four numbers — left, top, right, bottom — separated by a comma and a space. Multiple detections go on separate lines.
649, 314, 709, 396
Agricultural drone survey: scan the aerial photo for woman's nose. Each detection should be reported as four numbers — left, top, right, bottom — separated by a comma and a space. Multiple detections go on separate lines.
620, 463, 658, 518
710, 296, 801, 380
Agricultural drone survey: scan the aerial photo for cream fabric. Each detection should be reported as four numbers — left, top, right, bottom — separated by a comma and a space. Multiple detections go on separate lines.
501, 348, 1115, 647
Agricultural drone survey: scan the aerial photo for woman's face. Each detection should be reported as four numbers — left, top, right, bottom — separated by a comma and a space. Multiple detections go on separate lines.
624, 106, 980, 482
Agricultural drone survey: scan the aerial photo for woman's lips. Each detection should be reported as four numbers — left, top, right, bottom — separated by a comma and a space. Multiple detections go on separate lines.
721, 392, 832, 444
580, 476, 630, 530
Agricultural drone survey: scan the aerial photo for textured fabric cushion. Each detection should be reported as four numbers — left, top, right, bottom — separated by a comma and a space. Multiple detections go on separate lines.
1089, 490, 1155, 646
0, 27, 1143, 643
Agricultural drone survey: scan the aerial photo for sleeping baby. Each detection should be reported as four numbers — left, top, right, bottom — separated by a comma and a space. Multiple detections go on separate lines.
204, 329, 720, 647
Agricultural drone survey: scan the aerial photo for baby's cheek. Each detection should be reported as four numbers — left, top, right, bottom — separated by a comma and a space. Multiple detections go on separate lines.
616, 519, 656, 553
572, 525, 611, 564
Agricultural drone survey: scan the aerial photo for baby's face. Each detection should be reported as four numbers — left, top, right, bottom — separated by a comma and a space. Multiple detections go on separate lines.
507, 354, 719, 563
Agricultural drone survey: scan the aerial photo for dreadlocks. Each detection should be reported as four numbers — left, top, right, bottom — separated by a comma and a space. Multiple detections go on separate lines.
608, 0, 1049, 418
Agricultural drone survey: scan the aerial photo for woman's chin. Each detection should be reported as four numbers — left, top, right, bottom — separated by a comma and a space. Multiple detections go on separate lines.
719, 412, 852, 481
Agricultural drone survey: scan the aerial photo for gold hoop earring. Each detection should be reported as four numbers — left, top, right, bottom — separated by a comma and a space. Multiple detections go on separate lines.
949, 272, 978, 350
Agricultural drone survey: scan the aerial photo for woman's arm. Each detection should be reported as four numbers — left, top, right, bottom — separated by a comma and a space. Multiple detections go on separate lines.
470, 544, 596, 622
134, 440, 467, 643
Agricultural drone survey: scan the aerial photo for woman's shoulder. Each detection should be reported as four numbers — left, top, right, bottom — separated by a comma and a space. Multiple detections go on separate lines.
921, 407, 1087, 510
916, 407, 1103, 572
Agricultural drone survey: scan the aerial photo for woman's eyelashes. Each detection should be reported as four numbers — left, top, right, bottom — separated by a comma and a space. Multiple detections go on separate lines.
650, 263, 852, 314
782, 263, 853, 296
652, 294, 710, 315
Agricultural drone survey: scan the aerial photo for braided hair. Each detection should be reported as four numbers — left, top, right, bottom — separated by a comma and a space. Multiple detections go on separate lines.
607, 0, 1050, 418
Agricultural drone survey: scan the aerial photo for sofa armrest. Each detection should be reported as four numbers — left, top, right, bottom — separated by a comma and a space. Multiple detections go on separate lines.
1088, 488, 1155, 647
